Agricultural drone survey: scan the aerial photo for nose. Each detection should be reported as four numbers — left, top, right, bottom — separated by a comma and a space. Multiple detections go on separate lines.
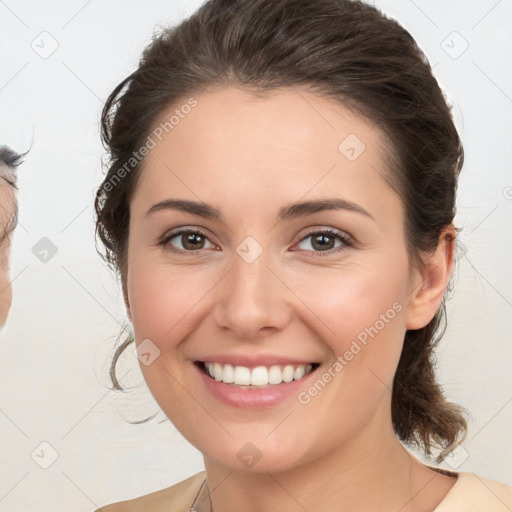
212, 242, 292, 339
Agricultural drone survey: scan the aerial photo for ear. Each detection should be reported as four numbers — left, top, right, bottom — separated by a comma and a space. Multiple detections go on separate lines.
405, 225, 456, 330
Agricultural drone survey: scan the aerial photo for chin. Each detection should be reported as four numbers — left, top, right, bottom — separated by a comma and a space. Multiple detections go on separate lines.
197, 433, 315, 475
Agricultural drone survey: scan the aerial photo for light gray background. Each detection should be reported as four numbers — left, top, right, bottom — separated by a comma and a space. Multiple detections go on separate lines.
0, 0, 511, 510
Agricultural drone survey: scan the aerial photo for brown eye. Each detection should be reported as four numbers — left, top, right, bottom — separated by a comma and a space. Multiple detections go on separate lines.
294, 229, 353, 256
160, 229, 215, 253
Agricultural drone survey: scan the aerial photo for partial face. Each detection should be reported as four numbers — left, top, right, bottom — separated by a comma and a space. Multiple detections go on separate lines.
0, 179, 16, 329
125, 86, 421, 472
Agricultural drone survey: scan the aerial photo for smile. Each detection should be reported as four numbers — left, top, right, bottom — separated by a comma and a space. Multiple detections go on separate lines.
197, 361, 319, 388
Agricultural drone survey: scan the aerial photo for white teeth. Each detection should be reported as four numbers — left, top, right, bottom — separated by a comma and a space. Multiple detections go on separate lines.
282, 365, 294, 383
234, 365, 251, 385
213, 362, 223, 381
222, 364, 235, 383
203, 362, 315, 386
293, 365, 305, 380
268, 365, 283, 385
250, 366, 268, 386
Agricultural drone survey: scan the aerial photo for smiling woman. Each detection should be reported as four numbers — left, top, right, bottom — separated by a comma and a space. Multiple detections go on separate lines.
94, 0, 512, 511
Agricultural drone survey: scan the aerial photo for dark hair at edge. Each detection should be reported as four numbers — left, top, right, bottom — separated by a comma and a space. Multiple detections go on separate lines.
95, 0, 468, 462
0, 145, 25, 243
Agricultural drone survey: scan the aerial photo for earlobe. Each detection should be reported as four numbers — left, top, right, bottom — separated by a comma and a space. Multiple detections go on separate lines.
405, 225, 456, 330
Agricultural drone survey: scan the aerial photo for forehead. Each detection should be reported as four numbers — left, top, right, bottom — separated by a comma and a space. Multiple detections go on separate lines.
148, 85, 389, 167
132, 86, 401, 224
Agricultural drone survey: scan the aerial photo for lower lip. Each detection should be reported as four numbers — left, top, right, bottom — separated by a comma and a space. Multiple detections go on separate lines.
194, 363, 318, 409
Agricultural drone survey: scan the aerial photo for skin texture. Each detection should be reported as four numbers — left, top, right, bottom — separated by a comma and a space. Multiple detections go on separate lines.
0, 178, 16, 329
124, 86, 457, 512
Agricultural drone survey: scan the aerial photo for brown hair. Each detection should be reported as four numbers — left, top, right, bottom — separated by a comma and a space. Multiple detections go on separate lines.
95, 0, 468, 462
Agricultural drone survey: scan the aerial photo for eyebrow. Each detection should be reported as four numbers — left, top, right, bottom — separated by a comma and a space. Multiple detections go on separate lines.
145, 198, 374, 222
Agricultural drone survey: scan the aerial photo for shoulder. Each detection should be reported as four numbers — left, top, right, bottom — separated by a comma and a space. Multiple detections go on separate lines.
435, 471, 512, 511
95, 471, 206, 512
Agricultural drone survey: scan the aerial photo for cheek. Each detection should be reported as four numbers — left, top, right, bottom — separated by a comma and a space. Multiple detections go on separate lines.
289, 257, 410, 402
283, 270, 408, 457
288, 258, 409, 345
126, 252, 213, 348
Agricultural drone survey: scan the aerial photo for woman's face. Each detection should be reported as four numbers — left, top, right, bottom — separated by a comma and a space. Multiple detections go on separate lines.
125, 86, 429, 473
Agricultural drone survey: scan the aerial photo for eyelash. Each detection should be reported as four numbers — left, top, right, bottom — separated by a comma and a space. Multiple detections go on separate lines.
158, 227, 355, 257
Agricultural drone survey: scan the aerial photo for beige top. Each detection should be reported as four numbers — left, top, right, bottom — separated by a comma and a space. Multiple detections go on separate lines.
97, 464, 512, 511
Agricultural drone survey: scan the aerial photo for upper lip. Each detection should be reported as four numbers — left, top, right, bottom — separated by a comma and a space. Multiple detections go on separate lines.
196, 354, 319, 368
